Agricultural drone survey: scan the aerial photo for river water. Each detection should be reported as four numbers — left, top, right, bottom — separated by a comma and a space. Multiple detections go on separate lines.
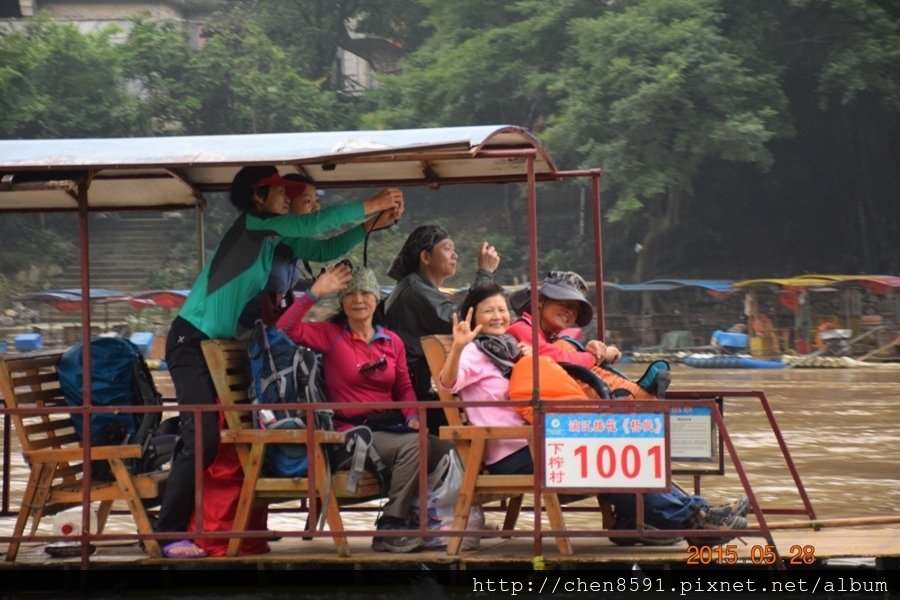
2, 364, 898, 534
617, 363, 900, 521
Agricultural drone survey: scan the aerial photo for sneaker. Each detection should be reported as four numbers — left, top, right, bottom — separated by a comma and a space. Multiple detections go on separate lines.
686, 506, 747, 547
707, 495, 751, 521
371, 516, 425, 553
609, 517, 683, 547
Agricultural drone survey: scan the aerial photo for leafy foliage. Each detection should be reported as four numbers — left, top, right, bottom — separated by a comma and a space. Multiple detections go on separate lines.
544, 0, 790, 279
0, 0, 898, 304
0, 15, 140, 137
120, 17, 199, 135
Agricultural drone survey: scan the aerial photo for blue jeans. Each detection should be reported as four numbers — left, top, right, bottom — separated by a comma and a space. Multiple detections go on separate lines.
603, 487, 707, 529
489, 447, 707, 529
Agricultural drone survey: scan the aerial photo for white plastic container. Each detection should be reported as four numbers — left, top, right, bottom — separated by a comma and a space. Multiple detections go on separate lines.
52, 506, 98, 537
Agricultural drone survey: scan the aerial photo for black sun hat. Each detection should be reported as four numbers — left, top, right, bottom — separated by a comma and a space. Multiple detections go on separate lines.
509, 271, 593, 327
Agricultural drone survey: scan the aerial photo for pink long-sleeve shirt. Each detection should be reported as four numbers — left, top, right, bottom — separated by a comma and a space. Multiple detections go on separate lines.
438, 343, 529, 466
276, 292, 417, 431
507, 312, 595, 369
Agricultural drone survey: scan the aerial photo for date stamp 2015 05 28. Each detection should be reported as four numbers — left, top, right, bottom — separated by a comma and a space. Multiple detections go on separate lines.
686, 543, 817, 565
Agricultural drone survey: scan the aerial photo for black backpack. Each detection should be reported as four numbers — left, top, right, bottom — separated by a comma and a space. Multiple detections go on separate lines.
58, 337, 178, 480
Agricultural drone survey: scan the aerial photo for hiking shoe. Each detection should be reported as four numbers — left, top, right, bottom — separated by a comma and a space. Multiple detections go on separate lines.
371, 516, 425, 554
686, 506, 747, 547
609, 518, 683, 547
708, 495, 751, 521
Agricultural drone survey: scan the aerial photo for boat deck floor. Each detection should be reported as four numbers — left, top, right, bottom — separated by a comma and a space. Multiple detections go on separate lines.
3, 525, 898, 570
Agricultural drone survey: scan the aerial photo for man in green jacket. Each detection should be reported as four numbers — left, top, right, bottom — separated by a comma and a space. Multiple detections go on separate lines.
156, 166, 402, 558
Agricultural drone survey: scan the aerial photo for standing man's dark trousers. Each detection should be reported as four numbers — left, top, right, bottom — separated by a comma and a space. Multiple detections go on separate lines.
155, 316, 220, 534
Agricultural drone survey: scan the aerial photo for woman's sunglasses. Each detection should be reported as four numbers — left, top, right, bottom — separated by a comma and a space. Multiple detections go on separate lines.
359, 356, 387, 376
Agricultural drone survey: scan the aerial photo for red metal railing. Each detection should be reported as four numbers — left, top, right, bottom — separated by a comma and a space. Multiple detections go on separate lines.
0, 390, 814, 570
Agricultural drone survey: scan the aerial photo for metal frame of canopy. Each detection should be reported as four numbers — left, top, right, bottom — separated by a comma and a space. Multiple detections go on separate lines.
0, 126, 607, 339
0, 126, 809, 570
0, 126, 610, 562
0, 126, 563, 212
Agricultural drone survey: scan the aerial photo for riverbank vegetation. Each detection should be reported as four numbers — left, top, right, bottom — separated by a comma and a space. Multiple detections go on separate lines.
1, 0, 897, 304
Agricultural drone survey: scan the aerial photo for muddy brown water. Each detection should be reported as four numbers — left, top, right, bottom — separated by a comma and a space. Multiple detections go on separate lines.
634, 363, 900, 522
2, 364, 898, 538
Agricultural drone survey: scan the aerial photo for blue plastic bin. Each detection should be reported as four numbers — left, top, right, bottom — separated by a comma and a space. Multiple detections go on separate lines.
14, 333, 43, 352
711, 330, 748, 349
129, 331, 155, 357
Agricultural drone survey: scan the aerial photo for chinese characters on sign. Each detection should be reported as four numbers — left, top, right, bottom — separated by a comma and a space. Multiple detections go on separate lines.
544, 413, 667, 489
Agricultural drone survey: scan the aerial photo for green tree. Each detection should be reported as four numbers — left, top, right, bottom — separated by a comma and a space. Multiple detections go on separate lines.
0, 18, 125, 305
184, 8, 341, 134
757, 0, 900, 273
253, 0, 429, 86
120, 16, 199, 135
359, 1, 605, 279
0, 15, 139, 138
362, 0, 598, 129
544, 0, 790, 281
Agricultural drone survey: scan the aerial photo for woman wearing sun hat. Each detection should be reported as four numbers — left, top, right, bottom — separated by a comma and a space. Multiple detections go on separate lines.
508, 271, 621, 368
507, 272, 749, 544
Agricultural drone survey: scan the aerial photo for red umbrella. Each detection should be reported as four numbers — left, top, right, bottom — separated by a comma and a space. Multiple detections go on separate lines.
131, 289, 190, 309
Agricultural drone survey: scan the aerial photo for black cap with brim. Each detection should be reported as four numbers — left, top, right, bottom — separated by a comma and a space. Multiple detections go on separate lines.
539, 281, 593, 327
510, 280, 593, 327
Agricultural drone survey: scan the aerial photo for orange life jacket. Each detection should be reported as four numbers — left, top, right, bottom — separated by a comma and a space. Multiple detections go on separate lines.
507, 354, 588, 424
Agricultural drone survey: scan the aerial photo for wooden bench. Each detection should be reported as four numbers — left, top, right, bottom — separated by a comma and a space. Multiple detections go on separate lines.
200, 339, 384, 557
0, 351, 167, 561
422, 334, 614, 556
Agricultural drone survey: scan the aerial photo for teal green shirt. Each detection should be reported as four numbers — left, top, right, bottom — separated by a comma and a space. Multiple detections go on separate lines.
178, 202, 365, 339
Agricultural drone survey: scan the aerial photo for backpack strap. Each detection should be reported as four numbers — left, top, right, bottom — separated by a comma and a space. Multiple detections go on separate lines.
560, 362, 611, 399
339, 426, 386, 495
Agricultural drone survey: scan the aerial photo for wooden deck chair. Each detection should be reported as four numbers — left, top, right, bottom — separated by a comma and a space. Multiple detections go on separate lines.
0, 352, 167, 561
200, 339, 384, 557
422, 334, 587, 556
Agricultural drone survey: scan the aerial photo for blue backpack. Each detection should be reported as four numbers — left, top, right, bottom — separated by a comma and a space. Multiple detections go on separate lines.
247, 322, 386, 496
247, 322, 333, 478
58, 337, 175, 479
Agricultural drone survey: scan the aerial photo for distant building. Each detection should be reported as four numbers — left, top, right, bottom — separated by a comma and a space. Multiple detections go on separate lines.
1, 1, 208, 44
0, 0, 398, 94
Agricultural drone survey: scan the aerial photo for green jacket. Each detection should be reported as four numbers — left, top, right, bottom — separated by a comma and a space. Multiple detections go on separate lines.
179, 203, 365, 339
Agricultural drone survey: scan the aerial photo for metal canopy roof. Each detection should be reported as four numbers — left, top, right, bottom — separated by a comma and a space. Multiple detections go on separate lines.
0, 125, 558, 213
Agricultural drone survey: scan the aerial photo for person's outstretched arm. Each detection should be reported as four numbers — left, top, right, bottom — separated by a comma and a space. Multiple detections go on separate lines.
439, 309, 482, 389
248, 189, 403, 238
276, 263, 353, 350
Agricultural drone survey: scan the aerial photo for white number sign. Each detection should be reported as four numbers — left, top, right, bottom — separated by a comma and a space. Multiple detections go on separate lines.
544, 413, 667, 489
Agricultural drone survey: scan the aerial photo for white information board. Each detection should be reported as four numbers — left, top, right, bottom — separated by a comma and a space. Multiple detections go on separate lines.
544, 413, 667, 489
670, 406, 714, 460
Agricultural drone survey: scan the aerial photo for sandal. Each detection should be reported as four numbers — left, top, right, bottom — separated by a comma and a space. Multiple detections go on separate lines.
162, 540, 207, 559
